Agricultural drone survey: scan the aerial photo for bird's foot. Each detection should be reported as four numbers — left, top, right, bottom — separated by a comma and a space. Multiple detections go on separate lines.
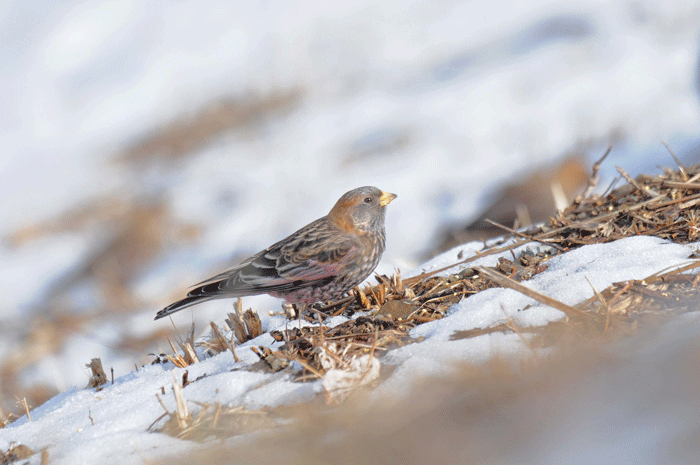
281, 302, 296, 319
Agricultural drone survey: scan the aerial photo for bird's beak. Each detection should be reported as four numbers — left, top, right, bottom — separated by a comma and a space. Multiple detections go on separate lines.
379, 191, 397, 207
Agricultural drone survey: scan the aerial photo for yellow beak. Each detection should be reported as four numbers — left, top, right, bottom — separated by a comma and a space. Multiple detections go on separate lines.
379, 191, 397, 207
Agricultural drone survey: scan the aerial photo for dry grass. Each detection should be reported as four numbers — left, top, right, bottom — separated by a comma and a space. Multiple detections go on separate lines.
85, 358, 109, 390
7, 147, 700, 452
151, 253, 700, 442
0, 443, 34, 464
161, 327, 700, 465
540, 150, 700, 246
150, 149, 700, 444
153, 396, 277, 442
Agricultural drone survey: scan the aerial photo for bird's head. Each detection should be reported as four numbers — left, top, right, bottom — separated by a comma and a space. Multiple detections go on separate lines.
328, 186, 396, 234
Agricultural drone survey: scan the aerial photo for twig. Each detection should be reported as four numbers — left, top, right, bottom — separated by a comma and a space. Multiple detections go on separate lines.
644, 260, 700, 283
485, 219, 532, 241
500, 304, 539, 359
155, 393, 170, 415
172, 372, 190, 429
585, 277, 610, 332
230, 332, 241, 363
17, 397, 31, 421
147, 394, 171, 431
210, 403, 222, 430
616, 165, 660, 198
404, 238, 533, 286
575, 145, 612, 203
661, 181, 700, 190
679, 197, 700, 209
601, 175, 621, 198
662, 141, 688, 181
650, 191, 700, 209
476, 266, 589, 319
368, 327, 379, 366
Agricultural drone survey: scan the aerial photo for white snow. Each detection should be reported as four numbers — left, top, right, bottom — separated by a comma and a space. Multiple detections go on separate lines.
2, 0, 700, 462
2, 236, 700, 463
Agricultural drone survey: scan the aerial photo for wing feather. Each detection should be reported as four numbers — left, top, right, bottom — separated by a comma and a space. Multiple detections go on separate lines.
185, 217, 357, 298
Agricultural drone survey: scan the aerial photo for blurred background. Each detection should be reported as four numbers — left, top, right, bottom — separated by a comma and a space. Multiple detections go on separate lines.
1, 0, 700, 419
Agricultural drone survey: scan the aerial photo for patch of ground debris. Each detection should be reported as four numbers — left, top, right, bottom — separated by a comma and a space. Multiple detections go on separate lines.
110, 152, 700, 440
538, 150, 700, 246
262, 151, 700, 370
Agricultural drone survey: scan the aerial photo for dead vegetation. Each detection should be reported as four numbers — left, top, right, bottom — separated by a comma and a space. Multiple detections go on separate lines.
534, 147, 700, 246
151, 147, 700, 441
152, 300, 266, 370
85, 358, 109, 390
0, 443, 34, 464
151, 371, 277, 442
162, 328, 700, 465
409, 147, 700, 346
452, 261, 700, 348
8, 146, 700, 446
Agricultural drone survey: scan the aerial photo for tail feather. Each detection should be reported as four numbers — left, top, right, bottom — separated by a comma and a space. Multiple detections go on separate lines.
154, 295, 216, 320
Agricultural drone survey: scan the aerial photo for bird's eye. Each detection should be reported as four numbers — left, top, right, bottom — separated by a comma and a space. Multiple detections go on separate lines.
364, 197, 373, 204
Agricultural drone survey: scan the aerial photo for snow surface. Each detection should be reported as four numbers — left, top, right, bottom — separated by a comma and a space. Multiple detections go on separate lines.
2, 236, 699, 464
2, 0, 700, 462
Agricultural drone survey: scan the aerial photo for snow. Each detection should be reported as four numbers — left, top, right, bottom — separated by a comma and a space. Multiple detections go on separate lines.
2, 0, 700, 462
3, 236, 700, 464
378, 237, 696, 393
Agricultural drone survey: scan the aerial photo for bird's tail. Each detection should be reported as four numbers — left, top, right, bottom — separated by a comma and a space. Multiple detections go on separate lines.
154, 295, 216, 320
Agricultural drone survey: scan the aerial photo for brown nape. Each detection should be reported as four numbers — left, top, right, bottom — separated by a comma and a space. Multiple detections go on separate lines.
328, 196, 362, 232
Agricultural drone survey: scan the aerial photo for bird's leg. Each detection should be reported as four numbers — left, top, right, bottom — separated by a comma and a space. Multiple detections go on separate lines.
297, 304, 303, 328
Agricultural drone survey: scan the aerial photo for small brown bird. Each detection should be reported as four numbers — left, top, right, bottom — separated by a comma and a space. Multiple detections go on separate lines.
155, 186, 396, 320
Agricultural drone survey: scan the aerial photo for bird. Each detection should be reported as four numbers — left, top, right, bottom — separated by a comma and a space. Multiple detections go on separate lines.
155, 186, 396, 320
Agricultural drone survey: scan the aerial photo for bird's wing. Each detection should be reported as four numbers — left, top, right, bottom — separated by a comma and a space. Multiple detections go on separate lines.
187, 218, 357, 297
